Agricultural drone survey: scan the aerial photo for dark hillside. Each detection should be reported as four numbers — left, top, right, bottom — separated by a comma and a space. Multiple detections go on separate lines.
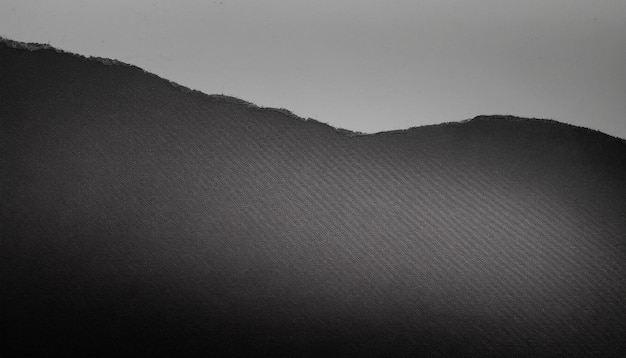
1, 38, 625, 356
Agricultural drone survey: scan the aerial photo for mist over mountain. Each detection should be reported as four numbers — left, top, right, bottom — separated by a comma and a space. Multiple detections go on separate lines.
1, 38, 625, 356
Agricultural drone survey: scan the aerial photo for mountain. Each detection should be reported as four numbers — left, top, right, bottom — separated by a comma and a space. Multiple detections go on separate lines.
1, 38, 625, 356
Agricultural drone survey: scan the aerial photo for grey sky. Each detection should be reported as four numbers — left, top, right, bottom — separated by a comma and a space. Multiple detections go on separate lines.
1, 0, 625, 138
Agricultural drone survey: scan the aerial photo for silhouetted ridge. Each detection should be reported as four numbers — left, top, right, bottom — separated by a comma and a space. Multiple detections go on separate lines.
3, 36, 622, 142
2, 37, 626, 357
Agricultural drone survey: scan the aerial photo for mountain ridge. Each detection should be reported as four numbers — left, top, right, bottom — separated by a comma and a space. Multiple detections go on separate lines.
1, 35, 626, 356
2, 36, 623, 142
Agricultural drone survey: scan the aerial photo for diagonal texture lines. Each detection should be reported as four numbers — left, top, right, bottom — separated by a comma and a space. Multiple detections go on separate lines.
1, 39, 626, 356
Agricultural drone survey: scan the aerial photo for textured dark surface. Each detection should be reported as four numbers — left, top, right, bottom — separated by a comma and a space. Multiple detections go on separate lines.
1, 39, 626, 356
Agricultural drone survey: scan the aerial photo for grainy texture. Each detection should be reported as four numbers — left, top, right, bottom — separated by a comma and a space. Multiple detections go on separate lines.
1, 39, 625, 356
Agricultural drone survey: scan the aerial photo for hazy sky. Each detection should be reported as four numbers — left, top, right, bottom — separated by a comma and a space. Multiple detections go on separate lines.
1, 0, 625, 138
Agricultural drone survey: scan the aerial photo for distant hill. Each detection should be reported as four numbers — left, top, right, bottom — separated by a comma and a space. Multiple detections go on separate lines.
1, 38, 625, 357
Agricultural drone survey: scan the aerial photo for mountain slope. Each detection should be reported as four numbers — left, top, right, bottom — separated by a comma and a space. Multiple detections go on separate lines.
1, 38, 625, 356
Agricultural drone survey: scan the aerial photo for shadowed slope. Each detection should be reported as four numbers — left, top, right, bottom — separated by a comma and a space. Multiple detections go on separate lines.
1, 39, 626, 356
